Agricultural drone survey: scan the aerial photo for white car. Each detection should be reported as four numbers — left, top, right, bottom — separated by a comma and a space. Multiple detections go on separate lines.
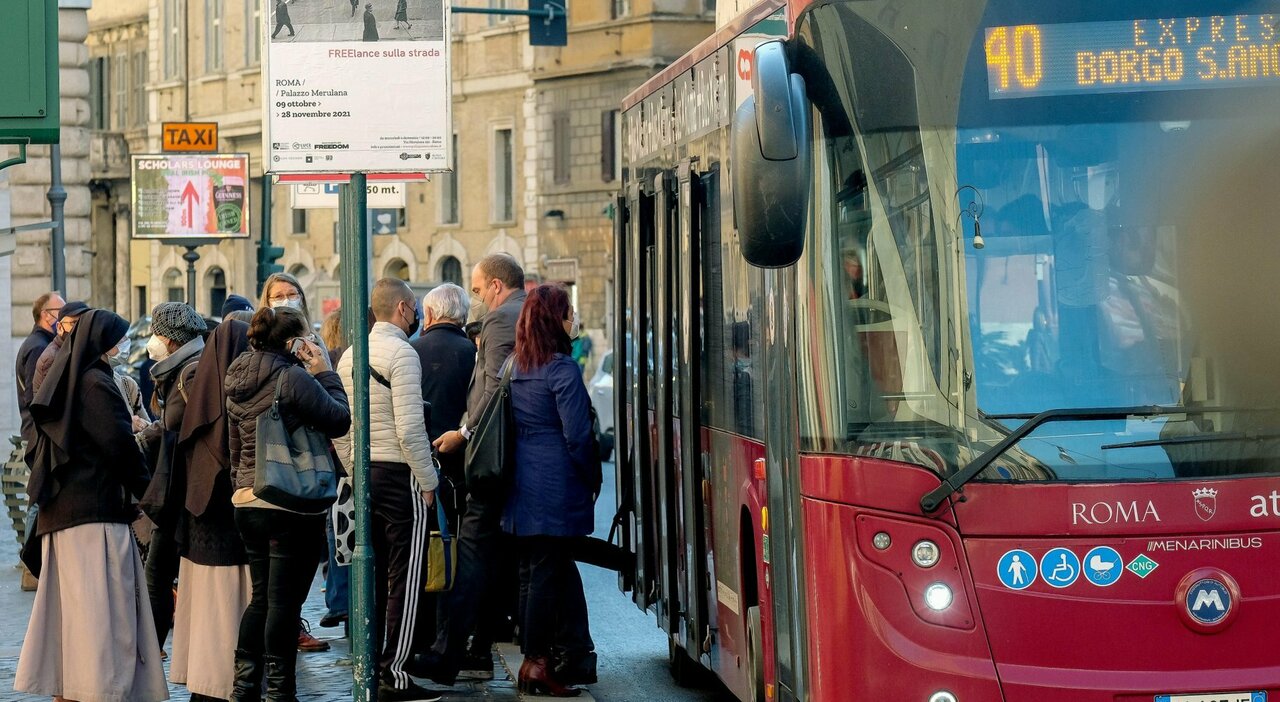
588, 351, 614, 460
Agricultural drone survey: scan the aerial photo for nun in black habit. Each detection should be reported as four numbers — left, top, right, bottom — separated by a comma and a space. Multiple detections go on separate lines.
15, 309, 169, 702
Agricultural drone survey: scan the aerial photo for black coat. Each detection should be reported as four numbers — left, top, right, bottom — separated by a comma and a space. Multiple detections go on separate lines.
28, 311, 150, 536
225, 350, 351, 492
410, 323, 476, 478
15, 326, 54, 437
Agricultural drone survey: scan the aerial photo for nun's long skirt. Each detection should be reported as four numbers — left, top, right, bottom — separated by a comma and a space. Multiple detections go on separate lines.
14, 522, 170, 702
170, 559, 252, 699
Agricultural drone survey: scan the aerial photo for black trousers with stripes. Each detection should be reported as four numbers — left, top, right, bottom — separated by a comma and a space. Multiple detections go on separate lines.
372, 462, 432, 689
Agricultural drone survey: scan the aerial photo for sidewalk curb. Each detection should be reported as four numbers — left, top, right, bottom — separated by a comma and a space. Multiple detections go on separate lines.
494, 643, 597, 701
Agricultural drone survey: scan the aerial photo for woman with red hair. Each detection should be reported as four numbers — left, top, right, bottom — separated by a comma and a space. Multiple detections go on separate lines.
505, 284, 597, 697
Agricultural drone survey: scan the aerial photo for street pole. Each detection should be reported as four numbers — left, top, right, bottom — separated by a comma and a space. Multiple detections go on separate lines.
259, 174, 273, 295
183, 246, 201, 308
48, 144, 66, 293
339, 173, 375, 701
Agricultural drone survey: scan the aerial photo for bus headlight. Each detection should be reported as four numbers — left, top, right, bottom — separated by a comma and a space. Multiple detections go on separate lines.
924, 583, 953, 611
912, 540, 940, 568
928, 692, 958, 702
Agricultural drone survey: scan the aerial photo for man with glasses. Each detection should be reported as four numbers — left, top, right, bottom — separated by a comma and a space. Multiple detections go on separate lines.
31, 301, 91, 397
15, 292, 65, 442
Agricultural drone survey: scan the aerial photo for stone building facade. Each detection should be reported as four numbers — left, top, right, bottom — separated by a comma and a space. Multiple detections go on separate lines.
0, 1, 97, 435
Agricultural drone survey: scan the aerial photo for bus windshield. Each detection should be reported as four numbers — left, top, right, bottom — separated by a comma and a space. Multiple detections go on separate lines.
793, 0, 1280, 481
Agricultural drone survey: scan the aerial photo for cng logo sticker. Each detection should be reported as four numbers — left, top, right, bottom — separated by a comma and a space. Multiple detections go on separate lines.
1186, 578, 1232, 625
1126, 553, 1159, 578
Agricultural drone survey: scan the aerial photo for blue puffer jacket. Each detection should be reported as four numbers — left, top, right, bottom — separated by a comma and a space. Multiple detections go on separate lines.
502, 353, 596, 538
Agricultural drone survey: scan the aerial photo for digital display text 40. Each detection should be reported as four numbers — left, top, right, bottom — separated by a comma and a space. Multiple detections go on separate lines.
984, 13, 1280, 99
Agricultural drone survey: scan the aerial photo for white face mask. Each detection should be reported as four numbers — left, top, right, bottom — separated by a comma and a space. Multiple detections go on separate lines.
271, 298, 304, 311
568, 310, 581, 339
109, 337, 131, 367
146, 335, 172, 362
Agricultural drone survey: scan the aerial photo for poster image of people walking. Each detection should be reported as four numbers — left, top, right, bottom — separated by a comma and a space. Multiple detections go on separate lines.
269, 0, 443, 43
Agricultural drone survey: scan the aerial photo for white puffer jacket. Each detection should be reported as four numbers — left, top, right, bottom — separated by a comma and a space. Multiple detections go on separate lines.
334, 322, 439, 493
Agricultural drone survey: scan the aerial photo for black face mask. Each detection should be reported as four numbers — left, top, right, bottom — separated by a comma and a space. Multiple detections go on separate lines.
402, 302, 420, 337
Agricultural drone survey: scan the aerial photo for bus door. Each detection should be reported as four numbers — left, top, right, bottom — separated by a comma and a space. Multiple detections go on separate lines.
624, 180, 660, 612
676, 159, 712, 663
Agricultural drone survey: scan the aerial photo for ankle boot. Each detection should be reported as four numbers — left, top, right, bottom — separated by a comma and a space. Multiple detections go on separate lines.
230, 648, 264, 702
518, 656, 581, 698
262, 654, 298, 702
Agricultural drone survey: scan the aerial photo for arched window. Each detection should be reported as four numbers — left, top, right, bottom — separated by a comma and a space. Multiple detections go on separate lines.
438, 256, 463, 286
384, 258, 410, 281
164, 268, 184, 302
205, 267, 227, 316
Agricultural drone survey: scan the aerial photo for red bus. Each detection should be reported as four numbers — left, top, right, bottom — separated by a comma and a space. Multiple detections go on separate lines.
612, 1, 1280, 701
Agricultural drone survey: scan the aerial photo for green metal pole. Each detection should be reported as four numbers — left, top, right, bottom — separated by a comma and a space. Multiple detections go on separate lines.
259, 174, 273, 296
339, 173, 376, 701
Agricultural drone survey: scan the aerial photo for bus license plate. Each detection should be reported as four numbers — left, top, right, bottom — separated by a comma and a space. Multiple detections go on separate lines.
1154, 693, 1266, 702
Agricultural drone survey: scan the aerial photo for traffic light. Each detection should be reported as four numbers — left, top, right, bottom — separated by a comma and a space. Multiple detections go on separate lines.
258, 243, 285, 289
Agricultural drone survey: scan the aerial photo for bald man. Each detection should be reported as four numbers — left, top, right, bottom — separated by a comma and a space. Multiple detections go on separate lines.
334, 278, 442, 702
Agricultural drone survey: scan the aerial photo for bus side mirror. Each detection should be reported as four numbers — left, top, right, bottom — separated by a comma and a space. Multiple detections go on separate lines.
732, 40, 812, 268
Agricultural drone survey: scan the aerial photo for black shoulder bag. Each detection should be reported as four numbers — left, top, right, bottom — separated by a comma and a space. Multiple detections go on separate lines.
464, 358, 515, 499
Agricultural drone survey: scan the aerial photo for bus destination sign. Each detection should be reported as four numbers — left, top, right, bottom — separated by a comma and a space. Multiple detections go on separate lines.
985, 13, 1280, 99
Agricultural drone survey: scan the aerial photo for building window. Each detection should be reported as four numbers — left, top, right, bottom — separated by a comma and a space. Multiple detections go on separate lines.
439, 256, 463, 286
370, 208, 407, 235
703, 0, 716, 13
164, 0, 184, 79
288, 263, 311, 280
206, 0, 224, 72
164, 268, 185, 302
440, 133, 459, 224
291, 208, 308, 234
552, 112, 571, 185
246, 0, 262, 65
384, 259, 411, 281
601, 110, 619, 183
89, 57, 108, 130
487, 0, 511, 26
132, 51, 147, 127
113, 52, 128, 130
612, 0, 630, 19
492, 127, 514, 222
206, 267, 227, 316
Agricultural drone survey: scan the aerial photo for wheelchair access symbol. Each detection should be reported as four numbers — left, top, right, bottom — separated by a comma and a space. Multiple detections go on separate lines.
1042, 547, 1081, 588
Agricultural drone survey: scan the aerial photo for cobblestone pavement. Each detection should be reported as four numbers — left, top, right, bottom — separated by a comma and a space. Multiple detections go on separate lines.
0, 463, 732, 701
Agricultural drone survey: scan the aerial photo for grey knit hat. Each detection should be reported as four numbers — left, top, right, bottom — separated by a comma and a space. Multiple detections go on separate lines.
151, 302, 207, 344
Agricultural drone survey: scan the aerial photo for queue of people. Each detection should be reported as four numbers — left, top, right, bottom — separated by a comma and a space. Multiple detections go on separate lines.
12, 253, 604, 702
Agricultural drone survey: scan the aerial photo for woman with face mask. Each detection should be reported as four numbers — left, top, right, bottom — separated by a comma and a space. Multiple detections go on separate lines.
138, 302, 208, 658
258, 273, 329, 362
105, 334, 151, 433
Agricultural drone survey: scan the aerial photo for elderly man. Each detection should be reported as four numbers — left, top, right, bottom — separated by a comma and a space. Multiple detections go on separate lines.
31, 301, 92, 397
335, 278, 441, 702
410, 284, 476, 487
414, 254, 526, 685
16, 292, 65, 442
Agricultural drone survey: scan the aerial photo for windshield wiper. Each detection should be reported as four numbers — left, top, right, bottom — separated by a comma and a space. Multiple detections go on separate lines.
919, 405, 1189, 514
1101, 431, 1280, 451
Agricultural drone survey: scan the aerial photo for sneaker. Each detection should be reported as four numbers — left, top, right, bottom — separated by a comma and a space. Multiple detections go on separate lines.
378, 679, 444, 702
457, 650, 494, 681
298, 619, 331, 652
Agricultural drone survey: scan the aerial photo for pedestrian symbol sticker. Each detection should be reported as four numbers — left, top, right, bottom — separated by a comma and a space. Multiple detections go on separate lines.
997, 549, 1037, 590
1041, 547, 1081, 588
1083, 546, 1123, 587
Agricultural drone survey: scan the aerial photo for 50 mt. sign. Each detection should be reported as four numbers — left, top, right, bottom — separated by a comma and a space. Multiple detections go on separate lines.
130, 154, 251, 240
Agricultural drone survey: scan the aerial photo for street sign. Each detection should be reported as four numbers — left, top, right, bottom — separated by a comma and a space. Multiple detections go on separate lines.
162, 122, 219, 152
0, 0, 59, 144
262, 0, 453, 174
130, 154, 252, 240
291, 182, 407, 209
528, 1, 567, 47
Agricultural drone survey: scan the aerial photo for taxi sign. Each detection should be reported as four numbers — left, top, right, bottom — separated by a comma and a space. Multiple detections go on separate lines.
162, 122, 219, 153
